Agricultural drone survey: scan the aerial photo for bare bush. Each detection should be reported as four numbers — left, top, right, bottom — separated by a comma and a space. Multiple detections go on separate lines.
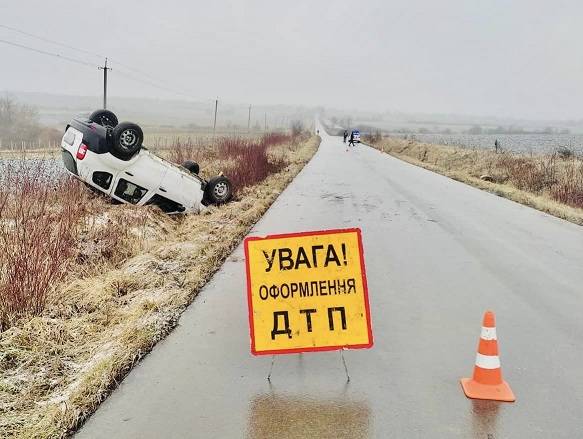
556, 146, 574, 159
218, 134, 289, 190
550, 159, 583, 208
291, 120, 304, 137
0, 160, 86, 329
496, 154, 546, 192
167, 133, 292, 192
167, 136, 207, 165
496, 153, 561, 193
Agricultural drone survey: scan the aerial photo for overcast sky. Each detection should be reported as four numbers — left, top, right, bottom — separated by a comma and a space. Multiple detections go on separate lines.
1, 0, 582, 120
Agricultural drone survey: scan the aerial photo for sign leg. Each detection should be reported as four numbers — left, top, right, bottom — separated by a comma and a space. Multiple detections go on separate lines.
267, 355, 276, 381
341, 350, 351, 382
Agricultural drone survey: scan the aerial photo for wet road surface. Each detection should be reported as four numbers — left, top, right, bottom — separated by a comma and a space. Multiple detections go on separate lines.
78, 127, 583, 438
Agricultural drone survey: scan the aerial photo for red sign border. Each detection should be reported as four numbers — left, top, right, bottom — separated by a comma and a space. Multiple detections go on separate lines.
244, 228, 373, 356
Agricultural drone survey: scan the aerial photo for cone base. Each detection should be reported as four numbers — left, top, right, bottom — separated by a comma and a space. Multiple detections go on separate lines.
460, 378, 515, 402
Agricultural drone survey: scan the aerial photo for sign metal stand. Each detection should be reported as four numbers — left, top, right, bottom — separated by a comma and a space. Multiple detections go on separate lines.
267, 355, 276, 381
341, 350, 351, 382
267, 352, 351, 382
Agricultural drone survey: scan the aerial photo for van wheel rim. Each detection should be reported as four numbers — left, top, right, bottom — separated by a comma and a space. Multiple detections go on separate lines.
213, 181, 228, 198
120, 129, 137, 149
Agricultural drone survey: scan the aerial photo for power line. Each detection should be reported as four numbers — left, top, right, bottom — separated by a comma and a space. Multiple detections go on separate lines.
110, 60, 201, 98
109, 59, 174, 85
0, 23, 159, 82
0, 38, 97, 68
1, 24, 203, 101
113, 69, 202, 101
0, 36, 200, 101
0, 23, 103, 60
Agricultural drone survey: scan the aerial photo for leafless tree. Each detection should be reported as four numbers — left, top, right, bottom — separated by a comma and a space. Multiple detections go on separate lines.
0, 95, 42, 145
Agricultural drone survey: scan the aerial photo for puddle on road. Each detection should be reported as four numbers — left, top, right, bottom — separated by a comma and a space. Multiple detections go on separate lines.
246, 392, 371, 439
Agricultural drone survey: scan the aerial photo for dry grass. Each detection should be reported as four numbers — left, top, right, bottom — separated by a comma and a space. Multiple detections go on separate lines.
0, 135, 320, 438
365, 136, 583, 225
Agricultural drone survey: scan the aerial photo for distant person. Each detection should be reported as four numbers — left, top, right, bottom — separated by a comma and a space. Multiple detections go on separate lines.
343, 130, 348, 143
494, 139, 500, 152
348, 131, 355, 147
317, 129, 320, 135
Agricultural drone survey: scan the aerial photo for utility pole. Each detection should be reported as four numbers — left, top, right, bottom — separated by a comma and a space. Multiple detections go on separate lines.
213, 98, 218, 136
247, 105, 252, 133
98, 57, 111, 109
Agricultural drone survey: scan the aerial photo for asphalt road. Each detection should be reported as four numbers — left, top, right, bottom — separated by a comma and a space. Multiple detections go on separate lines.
78, 127, 583, 438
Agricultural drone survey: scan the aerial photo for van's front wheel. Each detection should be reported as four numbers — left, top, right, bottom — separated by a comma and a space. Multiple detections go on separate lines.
204, 176, 233, 205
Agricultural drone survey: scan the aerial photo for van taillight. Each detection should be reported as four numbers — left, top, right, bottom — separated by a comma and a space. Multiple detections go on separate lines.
76, 143, 88, 160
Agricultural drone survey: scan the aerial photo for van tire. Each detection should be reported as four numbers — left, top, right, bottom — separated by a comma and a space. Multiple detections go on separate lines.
111, 122, 143, 158
204, 176, 233, 205
183, 160, 200, 174
89, 110, 118, 129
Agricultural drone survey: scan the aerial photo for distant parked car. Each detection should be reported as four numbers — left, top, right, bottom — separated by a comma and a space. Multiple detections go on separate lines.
352, 130, 361, 143
61, 110, 233, 214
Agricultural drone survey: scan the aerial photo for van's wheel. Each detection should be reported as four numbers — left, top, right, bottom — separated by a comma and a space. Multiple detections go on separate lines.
89, 110, 118, 129
204, 176, 233, 205
183, 160, 200, 174
111, 122, 143, 158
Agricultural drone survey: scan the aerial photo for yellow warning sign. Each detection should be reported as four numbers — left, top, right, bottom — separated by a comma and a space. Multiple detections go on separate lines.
244, 228, 373, 355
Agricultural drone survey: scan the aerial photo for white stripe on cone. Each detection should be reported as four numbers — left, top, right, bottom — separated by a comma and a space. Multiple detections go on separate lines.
480, 326, 497, 340
475, 353, 501, 369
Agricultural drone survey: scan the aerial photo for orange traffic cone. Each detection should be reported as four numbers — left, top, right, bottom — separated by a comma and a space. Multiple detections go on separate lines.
460, 310, 515, 402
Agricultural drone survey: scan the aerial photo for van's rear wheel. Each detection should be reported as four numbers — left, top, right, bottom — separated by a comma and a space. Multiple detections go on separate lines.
89, 110, 118, 129
204, 176, 233, 205
111, 122, 143, 158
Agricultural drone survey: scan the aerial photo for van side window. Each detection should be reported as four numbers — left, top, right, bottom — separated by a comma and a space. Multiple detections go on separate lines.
114, 179, 147, 204
92, 171, 113, 190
